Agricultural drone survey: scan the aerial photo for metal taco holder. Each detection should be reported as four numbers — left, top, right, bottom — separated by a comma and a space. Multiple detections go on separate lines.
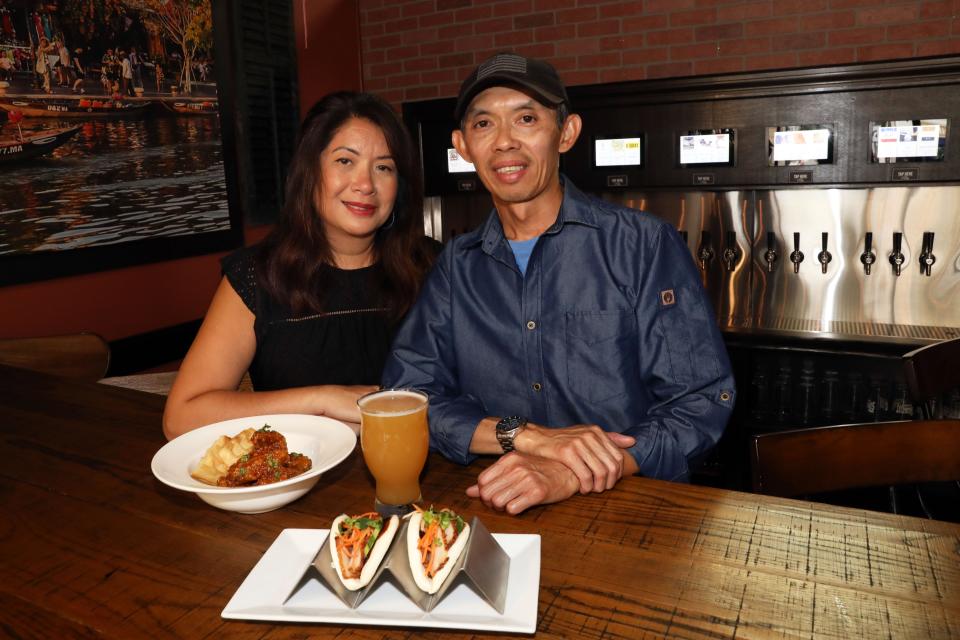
284, 516, 510, 614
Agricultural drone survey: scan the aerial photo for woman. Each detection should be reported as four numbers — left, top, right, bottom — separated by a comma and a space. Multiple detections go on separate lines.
163, 92, 438, 439
34, 37, 53, 93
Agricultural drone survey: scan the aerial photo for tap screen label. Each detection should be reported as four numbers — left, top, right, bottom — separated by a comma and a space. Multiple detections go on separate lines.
871, 119, 947, 163
594, 136, 642, 167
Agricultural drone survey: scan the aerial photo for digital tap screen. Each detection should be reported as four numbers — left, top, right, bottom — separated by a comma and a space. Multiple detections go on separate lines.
871, 119, 947, 163
593, 135, 643, 168
767, 125, 834, 166
678, 129, 735, 166
446, 148, 475, 173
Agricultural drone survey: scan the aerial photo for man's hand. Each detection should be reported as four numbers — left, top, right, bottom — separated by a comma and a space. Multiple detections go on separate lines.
515, 423, 635, 493
466, 452, 580, 515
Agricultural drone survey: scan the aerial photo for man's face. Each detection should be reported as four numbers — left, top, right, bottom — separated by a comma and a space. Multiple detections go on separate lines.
452, 86, 579, 209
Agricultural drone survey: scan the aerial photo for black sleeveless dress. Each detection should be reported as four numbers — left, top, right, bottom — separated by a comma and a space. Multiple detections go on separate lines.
221, 246, 393, 391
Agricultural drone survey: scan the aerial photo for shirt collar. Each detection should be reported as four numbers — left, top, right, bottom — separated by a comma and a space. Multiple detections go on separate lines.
463, 175, 599, 254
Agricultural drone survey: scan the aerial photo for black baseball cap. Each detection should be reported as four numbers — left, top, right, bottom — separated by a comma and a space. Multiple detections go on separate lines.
454, 53, 570, 124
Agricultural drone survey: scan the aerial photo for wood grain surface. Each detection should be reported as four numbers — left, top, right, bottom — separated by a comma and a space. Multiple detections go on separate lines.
1, 363, 958, 639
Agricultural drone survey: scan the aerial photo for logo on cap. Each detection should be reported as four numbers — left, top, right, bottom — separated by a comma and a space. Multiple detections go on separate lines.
477, 54, 527, 79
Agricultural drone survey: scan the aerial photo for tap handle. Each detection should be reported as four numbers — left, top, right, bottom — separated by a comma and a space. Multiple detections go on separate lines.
864, 231, 873, 253
726, 230, 736, 248
921, 232, 936, 276
821, 232, 828, 252
923, 231, 934, 253
818, 232, 832, 274
892, 231, 902, 254
766, 231, 776, 252
793, 232, 800, 253
701, 230, 711, 246
861, 232, 876, 275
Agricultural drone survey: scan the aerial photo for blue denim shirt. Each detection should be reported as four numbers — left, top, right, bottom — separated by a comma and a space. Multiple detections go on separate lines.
383, 178, 735, 482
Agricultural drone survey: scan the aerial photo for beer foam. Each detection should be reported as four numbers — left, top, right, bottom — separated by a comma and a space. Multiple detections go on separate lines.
358, 390, 427, 416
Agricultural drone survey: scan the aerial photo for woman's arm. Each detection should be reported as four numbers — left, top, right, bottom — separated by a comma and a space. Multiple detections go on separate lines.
162, 277, 375, 439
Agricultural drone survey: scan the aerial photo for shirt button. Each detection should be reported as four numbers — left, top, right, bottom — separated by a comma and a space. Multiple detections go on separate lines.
532, 383, 542, 392
526, 320, 536, 330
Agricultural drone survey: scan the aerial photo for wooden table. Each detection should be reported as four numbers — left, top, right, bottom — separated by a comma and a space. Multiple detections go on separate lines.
1, 363, 958, 639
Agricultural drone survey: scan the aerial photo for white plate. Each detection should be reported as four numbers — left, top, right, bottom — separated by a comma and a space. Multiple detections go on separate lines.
151, 414, 356, 513
222, 529, 540, 633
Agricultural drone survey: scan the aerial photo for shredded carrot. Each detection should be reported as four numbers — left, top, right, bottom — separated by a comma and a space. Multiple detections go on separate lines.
334, 512, 381, 579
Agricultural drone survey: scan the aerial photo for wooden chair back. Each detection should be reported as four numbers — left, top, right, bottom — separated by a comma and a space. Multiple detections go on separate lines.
0, 333, 111, 382
903, 337, 960, 418
751, 419, 960, 498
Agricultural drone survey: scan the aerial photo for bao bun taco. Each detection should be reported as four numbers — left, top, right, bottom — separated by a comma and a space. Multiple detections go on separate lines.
407, 506, 470, 594
330, 512, 399, 591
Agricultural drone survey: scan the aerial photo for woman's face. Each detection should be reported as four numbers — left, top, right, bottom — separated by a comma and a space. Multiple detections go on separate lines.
313, 117, 399, 248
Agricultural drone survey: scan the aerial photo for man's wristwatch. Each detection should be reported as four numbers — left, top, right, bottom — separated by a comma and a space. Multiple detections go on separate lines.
495, 416, 527, 453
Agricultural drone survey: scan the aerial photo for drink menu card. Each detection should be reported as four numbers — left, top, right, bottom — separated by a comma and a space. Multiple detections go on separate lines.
876, 124, 941, 159
772, 129, 830, 162
594, 137, 642, 167
680, 133, 731, 164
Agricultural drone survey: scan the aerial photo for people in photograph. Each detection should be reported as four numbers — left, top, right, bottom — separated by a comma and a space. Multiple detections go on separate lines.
0, 50, 13, 82
34, 36, 54, 93
382, 54, 735, 514
71, 47, 85, 93
119, 49, 133, 96
153, 57, 165, 93
55, 36, 72, 87
100, 48, 118, 94
163, 91, 440, 439
128, 45, 142, 88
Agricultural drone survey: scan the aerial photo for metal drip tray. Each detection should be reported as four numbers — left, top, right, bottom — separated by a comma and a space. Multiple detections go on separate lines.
729, 318, 960, 345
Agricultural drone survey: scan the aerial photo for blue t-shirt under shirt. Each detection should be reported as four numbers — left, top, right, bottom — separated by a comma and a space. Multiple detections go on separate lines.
508, 237, 539, 275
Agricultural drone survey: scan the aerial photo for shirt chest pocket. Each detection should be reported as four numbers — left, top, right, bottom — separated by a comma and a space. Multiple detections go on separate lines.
565, 309, 639, 403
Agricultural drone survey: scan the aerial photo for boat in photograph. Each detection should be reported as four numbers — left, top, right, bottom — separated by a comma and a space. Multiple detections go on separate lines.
0, 98, 152, 118
0, 126, 81, 163
159, 99, 219, 116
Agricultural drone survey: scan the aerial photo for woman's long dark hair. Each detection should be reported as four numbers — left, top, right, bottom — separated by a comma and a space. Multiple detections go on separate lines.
257, 91, 433, 321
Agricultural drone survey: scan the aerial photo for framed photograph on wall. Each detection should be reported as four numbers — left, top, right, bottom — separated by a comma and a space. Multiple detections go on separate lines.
0, 0, 244, 286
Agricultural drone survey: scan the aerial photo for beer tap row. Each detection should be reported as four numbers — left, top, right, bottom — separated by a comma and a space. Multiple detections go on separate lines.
684, 229, 938, 277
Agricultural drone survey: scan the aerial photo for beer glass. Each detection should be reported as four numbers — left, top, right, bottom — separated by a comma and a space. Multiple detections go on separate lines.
358, 388, 429, 516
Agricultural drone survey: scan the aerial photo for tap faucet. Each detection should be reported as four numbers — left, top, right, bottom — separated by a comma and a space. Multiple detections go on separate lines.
889, 232, 905, 277
860, 232, 876, 275
697, 230, 714, 271
722, 231, 740, 272
764, 231, 778, 273
789, 232, 804, 274
817, 232, 832, 274
919, 231, 936, 276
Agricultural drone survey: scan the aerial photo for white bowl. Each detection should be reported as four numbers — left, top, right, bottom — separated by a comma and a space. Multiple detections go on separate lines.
151, 414, 356, 514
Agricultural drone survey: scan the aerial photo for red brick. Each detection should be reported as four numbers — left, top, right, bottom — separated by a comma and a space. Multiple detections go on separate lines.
799, 11, 857, 30
916, 39, 960, 55
363, 76, 387, 92
364, 21, 385, 36
492, 1, 534, 17
419, 11, 456, 28
534, 0, 576, 9
366, 5, 401, 23
744, 52, 798, 71
536, 25, 577, 42
475, 17, 512, 34
403, 28, 439, 46
563, 69, 600, 86
515, 43, 556, 58
401, 0, 434, 19
887, 21, 951, 41
457, 34, 495, 51
856, 5, 918, 25
694, 57, 746, 75
421, 40, 455, 56
438, 82, 461, 97
363, 48, 385, 64
514, 12, 555, 29
388, 17, 418, 34
366, 61, 402, 78
377, 89, 403, 105
551, 55, 578, 71
856, 43, 916, 61
622, 47, 670, 65
439, 52, 474, 67
495, 30, 534, 46
578, 20, 621, 38
386, 44, 419, 60
622, 14, 670, 32
647, 28, 695, 46
599, 3, 647, 18
670, 9, 717, 27
420, 68, 457, 84
404, 84, 440, 100
555, 38, 601, 55
436, 0, 471, 10
646, 61, 694, 79
797, 48, 857, 66
578, 52, 621, 68
403, 57, 438, 72
600, 34, 646, 51
599, 66, 648, 82
369, 33, 403, 50
717, 2, 771, 22
671, 42, 721, 60
954, 17, 960, 35
387, 71, 420, 88
695, 23, 743, 41
557, 7, 598, 24
772, 0, 828, 15
771, 32, 827, 51
720, 37, 771, 56
744, 17, 799, 36
921, 0, 954, 18
646, 0, 695, 12
830, 0, 893, 7
455, 5, 494, 21
828, 27, 885, 46
359, 0, 384, 9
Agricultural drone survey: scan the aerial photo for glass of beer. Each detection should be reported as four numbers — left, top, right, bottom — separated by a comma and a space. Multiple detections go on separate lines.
358, 388, 429, 516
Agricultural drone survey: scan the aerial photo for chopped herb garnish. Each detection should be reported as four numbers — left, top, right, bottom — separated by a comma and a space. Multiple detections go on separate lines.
259, 424, 273, 432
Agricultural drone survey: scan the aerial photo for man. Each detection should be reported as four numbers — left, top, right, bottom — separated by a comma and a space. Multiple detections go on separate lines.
382, 54, 735, 514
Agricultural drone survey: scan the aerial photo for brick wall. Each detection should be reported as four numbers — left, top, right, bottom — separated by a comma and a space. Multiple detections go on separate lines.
359, 0, 960, 105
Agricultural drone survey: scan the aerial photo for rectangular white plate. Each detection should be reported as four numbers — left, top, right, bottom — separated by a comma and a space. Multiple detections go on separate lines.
222, 528, 540, 633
